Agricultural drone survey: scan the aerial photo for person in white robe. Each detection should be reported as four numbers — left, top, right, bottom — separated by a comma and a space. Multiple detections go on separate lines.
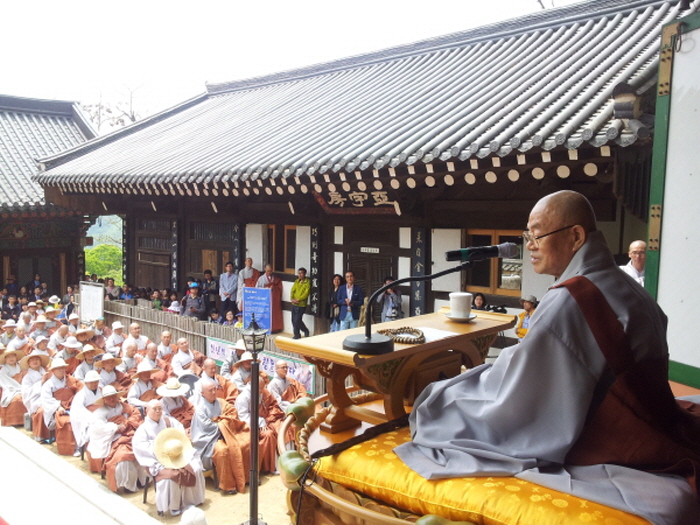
127, 361, 159, 410
0, 349, 25, 421
88, 385, 146, 492
157, 331, 175, 360
133, 399, 205, 517
0, 320, 17, 347
20, 349, 49, 415
6, 325, 30, 354
118, 340, 140, 374
48, 324, 69, 355
219, 339, 245, 380
124, 323, 151, 353
105, 321, 125, 357
69, 370, 102, 453
171, 338, 201, 378
73, 344, 102, 381
395, 191, 700, 525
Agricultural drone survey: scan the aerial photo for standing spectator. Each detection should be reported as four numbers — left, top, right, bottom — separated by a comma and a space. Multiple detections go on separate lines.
152, 289, 163, 310
256, 264, 283, 333
619, 240, 646, 286
379, 276, 403, 323
290, 267, 310, 339
2, 295, 20, 321
181, 283, 206, 320
26, 274, 42, 294
201, 270, 218, 314
120, 283, 135, 300
5, 276, 18, 297
326, 274, 343, 332
337, 271, 363, 330
219, 262, 238, 315
237, 257, 260, 310
515, 295, 537, 342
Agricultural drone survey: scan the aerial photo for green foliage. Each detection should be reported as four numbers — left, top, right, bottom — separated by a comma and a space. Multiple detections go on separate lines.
85, 244, 124, 285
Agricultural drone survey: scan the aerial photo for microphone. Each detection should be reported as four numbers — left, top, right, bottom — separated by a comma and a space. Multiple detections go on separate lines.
445, 242, 519, 262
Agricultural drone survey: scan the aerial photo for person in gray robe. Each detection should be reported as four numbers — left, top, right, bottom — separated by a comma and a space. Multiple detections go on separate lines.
395, 191, 700, 525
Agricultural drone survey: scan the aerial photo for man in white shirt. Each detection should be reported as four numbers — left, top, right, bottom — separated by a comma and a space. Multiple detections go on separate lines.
619, 240, 646, 286
219, 261, 238, 315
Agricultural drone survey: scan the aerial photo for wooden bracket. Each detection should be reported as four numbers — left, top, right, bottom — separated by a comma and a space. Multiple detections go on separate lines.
648, 204, 662, 251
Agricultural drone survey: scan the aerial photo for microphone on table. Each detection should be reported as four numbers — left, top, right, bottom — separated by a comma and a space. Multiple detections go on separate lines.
445, 242, 519, 262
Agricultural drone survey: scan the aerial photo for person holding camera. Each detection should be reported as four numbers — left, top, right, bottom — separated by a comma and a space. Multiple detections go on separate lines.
379, 276, 403, 323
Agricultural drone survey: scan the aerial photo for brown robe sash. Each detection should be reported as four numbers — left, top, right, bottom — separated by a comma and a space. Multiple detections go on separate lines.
556, 275, 700, 494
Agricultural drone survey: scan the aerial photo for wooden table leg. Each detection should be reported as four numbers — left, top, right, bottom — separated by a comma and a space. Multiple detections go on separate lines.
307, 358, 362, 433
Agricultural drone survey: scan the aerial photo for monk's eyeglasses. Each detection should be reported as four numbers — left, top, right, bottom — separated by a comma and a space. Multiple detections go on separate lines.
522, 225, 576, 248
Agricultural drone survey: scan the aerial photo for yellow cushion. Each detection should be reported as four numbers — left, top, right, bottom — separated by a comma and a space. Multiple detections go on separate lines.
315, 426, 650, 525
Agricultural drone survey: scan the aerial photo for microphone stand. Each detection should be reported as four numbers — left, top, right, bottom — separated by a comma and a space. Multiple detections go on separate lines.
342, 260, 474, 354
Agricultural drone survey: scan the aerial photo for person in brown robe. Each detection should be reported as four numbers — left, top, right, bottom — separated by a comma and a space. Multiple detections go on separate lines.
255, 264, 284, 333
194, 358, 239, 405
235, 380, 284, 474
88, 385, 145, 492
37, 357, 82, 454
89, 317, 111, 350
191, 382, 251, 495
237, 257, 261, 311
0, 349, 27, 426
142, 343, 173, 386
157, 377, 195, 432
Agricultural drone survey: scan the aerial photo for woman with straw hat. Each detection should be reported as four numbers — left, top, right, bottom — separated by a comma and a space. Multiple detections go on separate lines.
88, 384, 146, 493
0, 347, 27, 426
19, 349, 49, 418
133, 399, 205, 516
157, 377, 194, 430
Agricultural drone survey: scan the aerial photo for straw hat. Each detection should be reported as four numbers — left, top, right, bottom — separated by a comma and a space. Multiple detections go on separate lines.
75, 327, 96, 340
233, 351, 254, 368
2, 320, 16, 330
63, 336, 83, 350
44, 306, 57, 314
95, 354, 122, 368
0, 349, 25, 365
49, 295, 60, 304
231, 339, 247, 352
154, 428, 194, 469
49, 357, 68, 370
112, 321, 125, 330
19, 349, 50, 370
76, 344, 101, 361
135, 360, 157, 375
34, 335, 49, 346
519, 295, 538, 305
68, 313, 80, 321
31, 315, 48, 325
156, 377, 190, 397
95, 385, 126, 405
84, 370, 101, 383
27, 302, 37, 308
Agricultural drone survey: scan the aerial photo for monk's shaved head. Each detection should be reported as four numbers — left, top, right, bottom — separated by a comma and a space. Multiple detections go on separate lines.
533, 190, 597, 233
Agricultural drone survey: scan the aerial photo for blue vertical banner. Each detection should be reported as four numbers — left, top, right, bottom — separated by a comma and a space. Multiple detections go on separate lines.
242, 287, 272, 333
411, 227, 427, 317
232, 222, 242, 271
309, 225, 321, 316
170, 220, 178, 292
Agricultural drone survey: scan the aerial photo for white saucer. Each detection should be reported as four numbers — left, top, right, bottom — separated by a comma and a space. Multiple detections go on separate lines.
444, 312, 477, 323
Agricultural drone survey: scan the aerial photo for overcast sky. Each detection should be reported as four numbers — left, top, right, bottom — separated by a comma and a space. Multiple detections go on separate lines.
4, 0, 581, 119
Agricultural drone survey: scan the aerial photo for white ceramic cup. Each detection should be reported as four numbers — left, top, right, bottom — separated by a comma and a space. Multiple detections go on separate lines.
449, 292, 472, 318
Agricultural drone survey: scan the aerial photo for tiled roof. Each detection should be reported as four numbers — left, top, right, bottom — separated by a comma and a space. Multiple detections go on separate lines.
0, 95, 95, 211
36, 0, 696, 189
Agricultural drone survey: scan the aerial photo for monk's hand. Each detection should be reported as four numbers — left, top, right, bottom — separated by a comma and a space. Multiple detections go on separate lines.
56, 406, 66, 416
117, 423, 128, 434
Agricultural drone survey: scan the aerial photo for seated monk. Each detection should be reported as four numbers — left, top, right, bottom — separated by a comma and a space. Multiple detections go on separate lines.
157, 378, 195, 432
32, 335, 53, 357
133, 399, 205, 517
124, 322, 152, 355
75, 326, 96, 347
73, 344, 103, 381
171, 338, 204, 378
20, 349, 50, 420
104, 321, 125, 358
230, 352, 253, 391
88, 385, 146, 493
0, 348, 27, 426
268, 359, 308, 411
118, 340, 141, 375
191, 382, 250, 495
394, 191, 700, 523
192, 358, 239, 405
96, 354, 131, 390
235, 378, 284, 474
127, 361, 161, 410
141, 343, 173, 385
47, 324, 69, 357
54, 335, 82, 375
29, 315, 50, 340
70, 370, 102, 460
89, 317, 111, 350
38, 357, 82, 454
156, 330, 177, 363
42, 306, 60, 335
220, 339, 246, 380
1, 321, 16, 347
6, 325, 32, 356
